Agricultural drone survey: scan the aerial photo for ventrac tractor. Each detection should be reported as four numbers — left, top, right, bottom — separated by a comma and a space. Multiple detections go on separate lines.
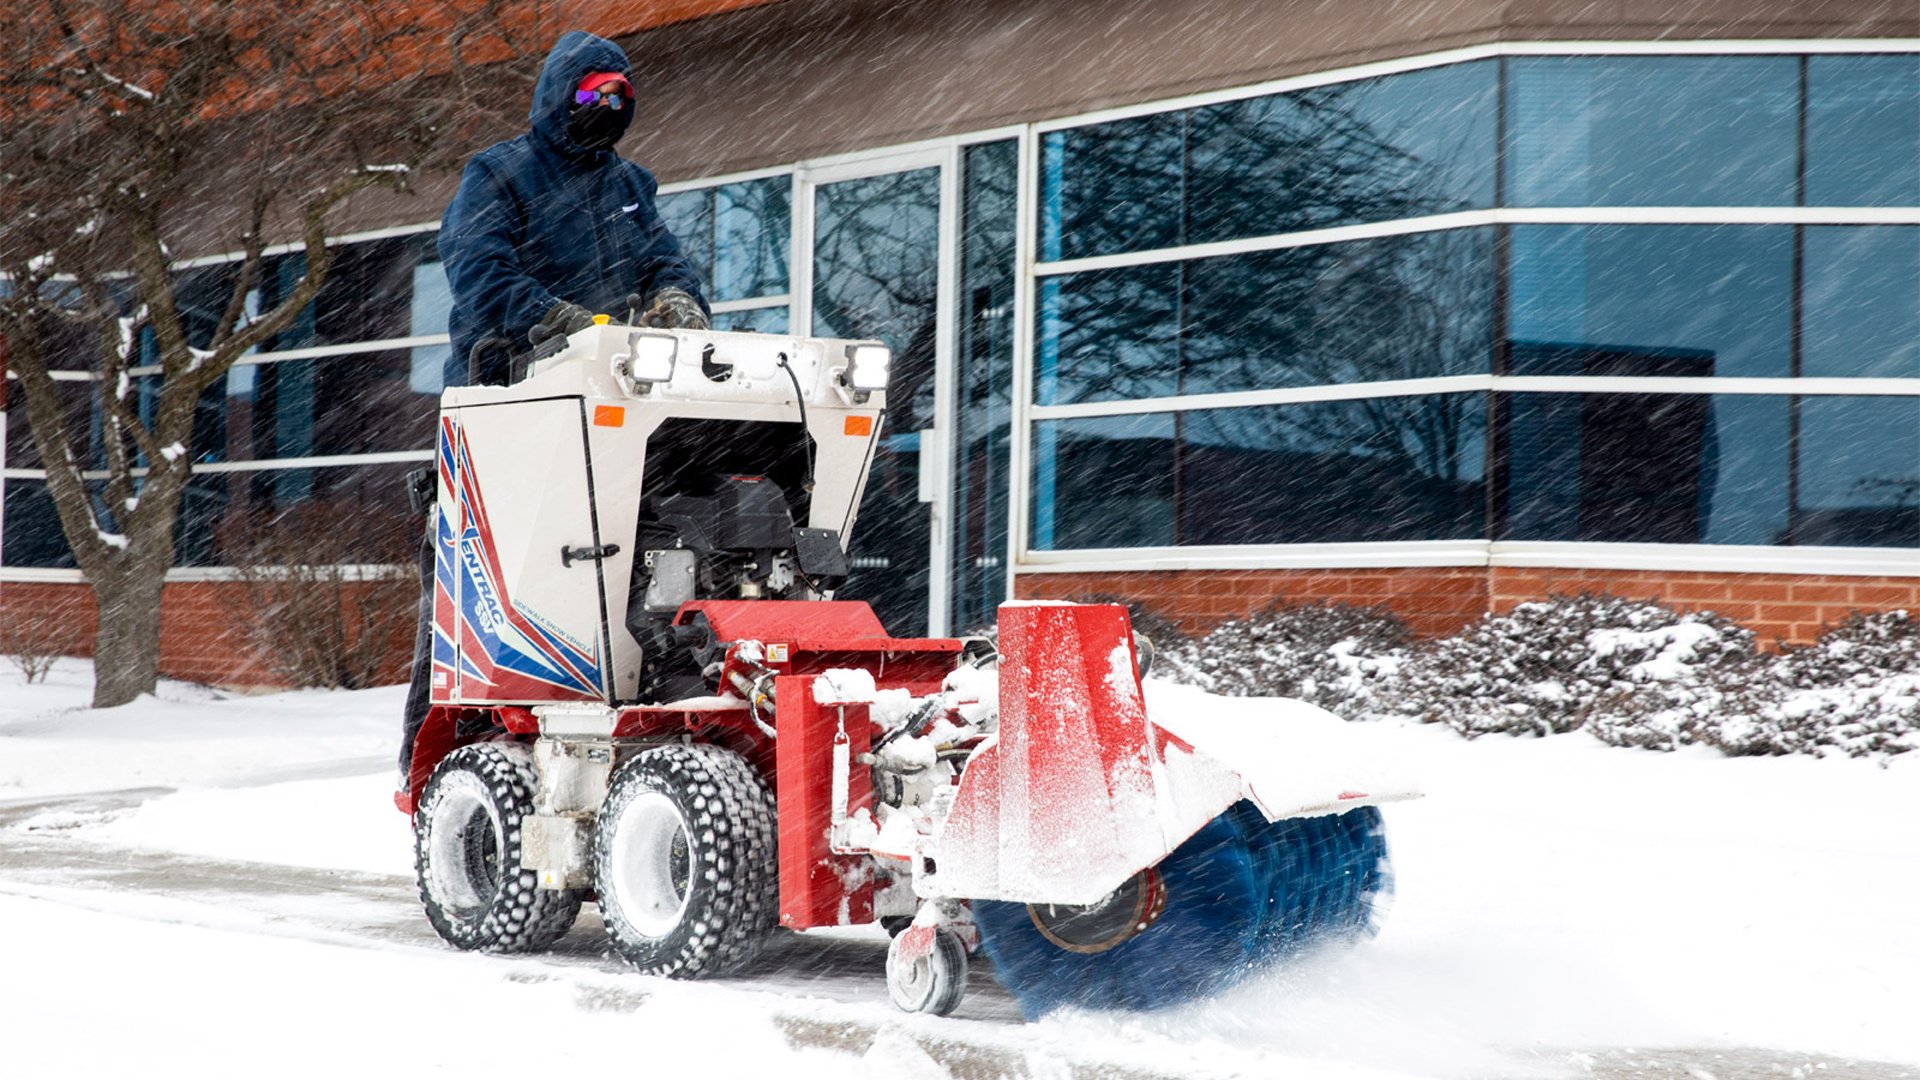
397, 315, 1415, 1017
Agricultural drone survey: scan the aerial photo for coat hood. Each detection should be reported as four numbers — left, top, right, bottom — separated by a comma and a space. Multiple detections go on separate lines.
529, 31, 633, 157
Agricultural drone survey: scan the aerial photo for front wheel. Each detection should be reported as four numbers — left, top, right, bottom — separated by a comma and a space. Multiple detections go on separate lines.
595, 743, 778, 978
414, 742, 581, 952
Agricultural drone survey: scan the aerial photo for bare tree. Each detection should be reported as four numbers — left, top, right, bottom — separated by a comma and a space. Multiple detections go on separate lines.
0, 0, 549, 706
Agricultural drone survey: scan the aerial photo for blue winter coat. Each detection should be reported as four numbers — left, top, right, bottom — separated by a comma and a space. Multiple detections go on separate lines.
439, 31, 708, 385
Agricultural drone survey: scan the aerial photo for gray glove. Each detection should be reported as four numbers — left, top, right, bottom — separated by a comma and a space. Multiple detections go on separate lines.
538, 299, 596, 340
637, 288, 711, 331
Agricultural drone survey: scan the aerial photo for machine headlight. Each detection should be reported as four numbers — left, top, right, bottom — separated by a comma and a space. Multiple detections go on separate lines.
626, 330, 679, 384
845, 343, 891, 392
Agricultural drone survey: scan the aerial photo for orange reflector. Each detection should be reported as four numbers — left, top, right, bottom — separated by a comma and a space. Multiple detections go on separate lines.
593, 405, 625, 427
844, 415, 873, 437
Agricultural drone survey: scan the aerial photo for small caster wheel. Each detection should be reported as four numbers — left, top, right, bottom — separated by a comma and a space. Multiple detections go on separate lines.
886, 926, 968, 1016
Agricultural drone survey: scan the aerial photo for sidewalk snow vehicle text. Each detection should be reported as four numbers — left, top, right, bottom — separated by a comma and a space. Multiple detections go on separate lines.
398, 318, 1417, 1016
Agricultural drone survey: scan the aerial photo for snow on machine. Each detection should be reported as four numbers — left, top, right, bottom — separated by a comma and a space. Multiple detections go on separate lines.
398, 316, 1416, 1017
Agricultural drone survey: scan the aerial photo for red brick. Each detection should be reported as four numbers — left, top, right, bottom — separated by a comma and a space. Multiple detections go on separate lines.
1851, 584, 1917, 606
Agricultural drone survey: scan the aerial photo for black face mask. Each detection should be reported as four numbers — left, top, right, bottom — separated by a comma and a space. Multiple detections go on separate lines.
567, 103, 631, 151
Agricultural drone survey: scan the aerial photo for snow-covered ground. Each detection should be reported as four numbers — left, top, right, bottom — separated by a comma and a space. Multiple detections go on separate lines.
3, 657, 1917, 1079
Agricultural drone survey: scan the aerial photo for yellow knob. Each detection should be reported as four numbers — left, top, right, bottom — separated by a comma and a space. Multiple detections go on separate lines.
592, 313, 611, 325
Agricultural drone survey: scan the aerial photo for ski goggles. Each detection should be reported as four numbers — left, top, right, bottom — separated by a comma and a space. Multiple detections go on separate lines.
574, 78, 631, 109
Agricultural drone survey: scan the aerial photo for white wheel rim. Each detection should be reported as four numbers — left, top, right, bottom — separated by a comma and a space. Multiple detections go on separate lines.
609, 790, 694, 939
425, 772, 500, 915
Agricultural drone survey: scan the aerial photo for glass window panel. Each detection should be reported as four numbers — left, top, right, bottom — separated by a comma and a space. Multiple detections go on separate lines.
1031, 394, 1485, 549
713, 177, 790, 302
953, 139, 1018, 632
1802, 226, 1920, 379
1039, 112, 1185, 262
3, 377, 95, 469
1500, 393, 1790, 545
1, 479, 80, 568
173, 461, 423, 568
1187, 61, 1495, 244
190, 353, 434, 463
171, 264, 242, 350
656, 189, 715, 286
1030, 414, 1176, 549
1181, 395, 1486, 544
1509, 226, 1792, 378
811, 167, 941, 430
1184, 227, 1493, 394
410, 259, 451, 395
713, 305, 788, 333
303, 238, 417, 347
1035, 264, 1181, 406
1505, 57, 1799, 207
1795, 396, 1920, 548
1807, 55, 1920, 206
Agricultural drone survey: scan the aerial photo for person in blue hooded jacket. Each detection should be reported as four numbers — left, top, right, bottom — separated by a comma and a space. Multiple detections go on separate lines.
400, 31, 710, 792
438, 29, 710, 386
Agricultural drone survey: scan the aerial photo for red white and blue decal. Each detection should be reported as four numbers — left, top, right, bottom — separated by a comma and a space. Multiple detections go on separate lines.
431, 416, 603, 703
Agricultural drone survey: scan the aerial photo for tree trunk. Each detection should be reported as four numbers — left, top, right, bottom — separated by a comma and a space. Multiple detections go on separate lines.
88, 565, 167, 709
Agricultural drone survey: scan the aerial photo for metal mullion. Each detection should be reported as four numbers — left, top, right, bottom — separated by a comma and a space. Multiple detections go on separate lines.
1007, 124, 1039, 586
928, 144, 963, 636
1032, 376, 1496, 420
708, 295, 792, 314
1035, 207, 1920, 281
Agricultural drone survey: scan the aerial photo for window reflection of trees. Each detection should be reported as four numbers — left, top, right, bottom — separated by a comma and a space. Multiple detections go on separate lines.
1035, 68, 1496, 547
811, 168, 941, 431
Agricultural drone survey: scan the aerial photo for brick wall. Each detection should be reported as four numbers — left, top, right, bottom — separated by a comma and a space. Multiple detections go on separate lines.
1016, 566, 1920, 646
1014, 568, 1491, 638
0, 579, 413, 689
1486, 567, 1920, 647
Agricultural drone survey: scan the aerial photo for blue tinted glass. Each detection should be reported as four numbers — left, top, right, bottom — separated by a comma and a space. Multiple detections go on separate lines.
1, 480, 78, 568
1807, 55, 1920, 206
1035, 265, 1180, 405
656, 189, 715, 286
1039, 229, 1492, 406
1039, 113, 1185, 262
1506, 57, 1798, 206
1185, 228, 1493, 394
1031, 394, 1485, 549
953, 140, 1019, 633
1796, 397, 1920, 547
1803, 227, 1920, 378
1500, 393, 1789, 544
1509, 226, 1793, 378
713, 305, 788, 333
713, 177, 790, 301
1030, 415, 1176, 550
410, 259, 450, 395
1187, 62, 1495, 243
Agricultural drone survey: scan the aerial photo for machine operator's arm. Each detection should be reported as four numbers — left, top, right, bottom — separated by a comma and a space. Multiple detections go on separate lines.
440, 157, 585, 346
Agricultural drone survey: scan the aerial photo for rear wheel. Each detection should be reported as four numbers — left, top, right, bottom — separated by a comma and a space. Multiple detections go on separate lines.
414, 742, 581, 952
595, 744, 778, 978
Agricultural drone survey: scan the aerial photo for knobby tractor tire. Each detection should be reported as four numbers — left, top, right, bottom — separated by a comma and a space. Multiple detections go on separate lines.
974, 801, 1390, 1018
595, 743, 778, 979
414, 742, 582, 952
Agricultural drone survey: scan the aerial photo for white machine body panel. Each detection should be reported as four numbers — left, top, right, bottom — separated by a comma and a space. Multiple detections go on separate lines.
431, 325, 886, 707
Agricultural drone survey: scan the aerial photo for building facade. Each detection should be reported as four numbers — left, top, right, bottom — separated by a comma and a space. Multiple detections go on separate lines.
4, 0, 1918, 681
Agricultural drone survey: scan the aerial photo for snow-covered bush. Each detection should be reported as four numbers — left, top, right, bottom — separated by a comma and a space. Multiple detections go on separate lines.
1155, 600, 1411, 712
1374, 593, 1755, 740
1688, 611, 1920, 759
